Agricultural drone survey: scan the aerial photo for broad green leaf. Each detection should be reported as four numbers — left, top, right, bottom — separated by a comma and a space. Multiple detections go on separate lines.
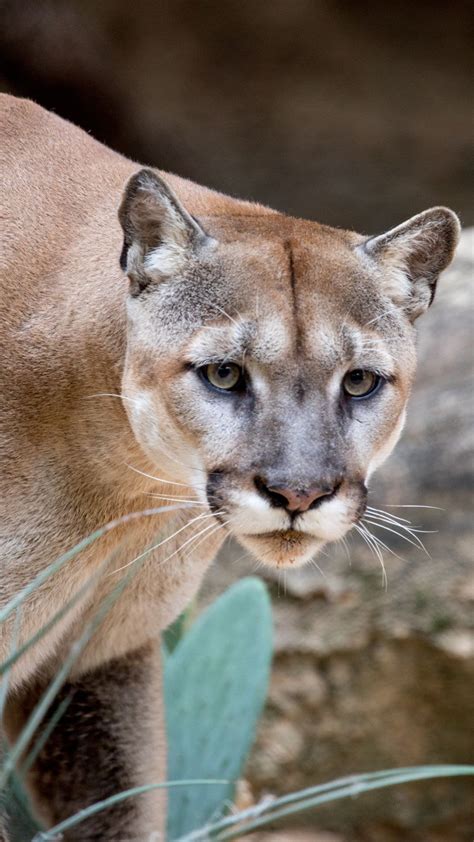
165, 577, 272, 840
163, 605, 194, 655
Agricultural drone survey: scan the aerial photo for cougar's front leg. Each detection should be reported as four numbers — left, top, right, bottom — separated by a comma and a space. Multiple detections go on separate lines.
3, 642, 166, 841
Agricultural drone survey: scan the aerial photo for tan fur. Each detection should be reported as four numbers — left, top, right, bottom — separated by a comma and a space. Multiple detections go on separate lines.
0, 95, 460, 839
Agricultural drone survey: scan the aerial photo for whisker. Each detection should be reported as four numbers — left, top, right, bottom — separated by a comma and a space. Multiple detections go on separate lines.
363, 518, 431, 557
231, 548, 254, 567
309, 558, 327, 579
361, 524, 388, 588
86, 392, 140, 404
366, 506, 412, 524
379, 504, 444, 511
182, 520, 230, 560
339, 535, 352, 564
359, 521, 406, 562
367, 531, 405, 563
251, 558, 265, 574
125, 463, 197, 489
154, 518, 226, 570
365, 511, 436, 535
106, 511, 218, 577
363, 527, 388, 591
355, 523, 388, 589
145, 492, 206, 505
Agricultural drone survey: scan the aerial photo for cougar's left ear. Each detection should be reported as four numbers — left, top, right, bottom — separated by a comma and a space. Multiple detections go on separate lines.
118, 168, 214, 295
360, 207, 461, 321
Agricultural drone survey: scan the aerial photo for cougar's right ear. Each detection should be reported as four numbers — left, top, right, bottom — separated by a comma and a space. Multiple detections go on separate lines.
118, 168, 214, 295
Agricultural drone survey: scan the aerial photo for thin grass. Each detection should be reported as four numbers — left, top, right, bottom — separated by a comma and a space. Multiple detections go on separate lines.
0, 608, 22, 717
0, 564, 137, 791
19, 695, 73, 779
188, 765, 474, 841
25, 765, 474, 841
0, 505, 193, 625
31, 780, 230, 841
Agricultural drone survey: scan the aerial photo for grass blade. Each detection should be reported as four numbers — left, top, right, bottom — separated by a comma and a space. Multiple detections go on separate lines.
0, 505, 192, 625
177, 765, 474, 841
31, 780, 230, 841
0, 562, 138, 791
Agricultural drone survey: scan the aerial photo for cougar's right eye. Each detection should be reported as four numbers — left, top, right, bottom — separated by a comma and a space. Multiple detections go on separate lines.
199, 362, 245, 392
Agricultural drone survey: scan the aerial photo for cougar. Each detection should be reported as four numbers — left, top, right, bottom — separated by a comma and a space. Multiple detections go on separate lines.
0, 94, 460, 840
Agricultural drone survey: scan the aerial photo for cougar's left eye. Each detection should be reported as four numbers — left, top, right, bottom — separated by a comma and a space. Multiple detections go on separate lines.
200, 362, 244, 392
343, 369, 381, 399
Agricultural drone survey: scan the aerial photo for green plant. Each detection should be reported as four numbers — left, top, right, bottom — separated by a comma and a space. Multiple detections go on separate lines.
164, 578, 273, 840
0, 570, 273, 841
2, 536, 474, 842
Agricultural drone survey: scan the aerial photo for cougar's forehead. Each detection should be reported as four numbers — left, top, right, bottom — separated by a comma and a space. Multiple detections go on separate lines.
182, 231, 410, 372
133, 220, 412, 379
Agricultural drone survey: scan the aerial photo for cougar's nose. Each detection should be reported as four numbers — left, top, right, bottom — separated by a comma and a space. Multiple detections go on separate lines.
255, 477, 337, 513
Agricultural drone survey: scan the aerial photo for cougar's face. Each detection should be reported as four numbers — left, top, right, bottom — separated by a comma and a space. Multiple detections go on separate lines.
119, 170, 459, 568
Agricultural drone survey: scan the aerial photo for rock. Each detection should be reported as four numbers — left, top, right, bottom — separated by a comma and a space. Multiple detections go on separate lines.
202, 229, 474, 842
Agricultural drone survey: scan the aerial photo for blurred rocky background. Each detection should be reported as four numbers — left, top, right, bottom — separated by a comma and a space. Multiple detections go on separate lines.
0, 0, 472, 232
1, 2, 472, 840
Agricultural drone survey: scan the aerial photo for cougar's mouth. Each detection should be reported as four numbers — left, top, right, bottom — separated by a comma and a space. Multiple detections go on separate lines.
249, 528, 306, 541
237, 528, 323, 568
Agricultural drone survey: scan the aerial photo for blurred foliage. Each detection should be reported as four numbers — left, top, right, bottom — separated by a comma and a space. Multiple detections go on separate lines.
0, 0, 472, 231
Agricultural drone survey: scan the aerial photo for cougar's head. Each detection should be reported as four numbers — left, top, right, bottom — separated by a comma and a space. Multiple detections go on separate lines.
118, 169, 460, 568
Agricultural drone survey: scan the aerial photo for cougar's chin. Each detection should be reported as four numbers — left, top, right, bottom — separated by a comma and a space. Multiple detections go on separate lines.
236, 529, 325, 569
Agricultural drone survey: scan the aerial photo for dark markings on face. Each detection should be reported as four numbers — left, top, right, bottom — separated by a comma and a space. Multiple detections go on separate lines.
354, 481, 369, 521
206, 469, 229, 519
283, 238, 304, 358
119, 238, 129, 272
